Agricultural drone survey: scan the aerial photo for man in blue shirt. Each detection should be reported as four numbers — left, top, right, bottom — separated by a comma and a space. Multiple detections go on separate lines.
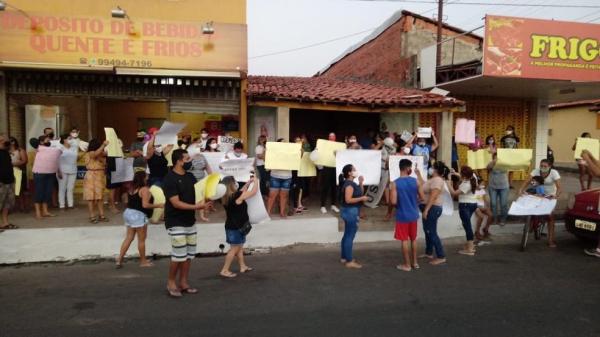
390, 159, 424, 272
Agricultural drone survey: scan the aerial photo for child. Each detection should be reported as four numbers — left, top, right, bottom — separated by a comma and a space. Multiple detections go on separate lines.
474, 180, 493, 243
526, 176, 546, 196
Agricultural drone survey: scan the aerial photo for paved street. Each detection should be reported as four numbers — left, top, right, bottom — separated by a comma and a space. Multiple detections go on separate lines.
1, 232, 599, 337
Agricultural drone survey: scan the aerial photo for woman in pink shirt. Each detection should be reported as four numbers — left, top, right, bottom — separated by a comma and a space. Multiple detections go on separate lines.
32, 135, 62, 219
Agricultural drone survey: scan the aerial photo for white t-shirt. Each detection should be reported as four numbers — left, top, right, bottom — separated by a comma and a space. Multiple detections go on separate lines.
530, 168, 560, 196
255, 145, 265, 166
225, 151, 248, 160
458, 180, 478, 204
59, 146, 78, 174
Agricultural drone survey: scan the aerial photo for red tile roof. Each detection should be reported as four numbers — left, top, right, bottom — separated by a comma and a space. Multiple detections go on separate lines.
549, 99, 600, 110
248, 76, 464, 108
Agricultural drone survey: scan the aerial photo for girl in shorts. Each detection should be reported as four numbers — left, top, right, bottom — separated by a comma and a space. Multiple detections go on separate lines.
474, 179, 493, 243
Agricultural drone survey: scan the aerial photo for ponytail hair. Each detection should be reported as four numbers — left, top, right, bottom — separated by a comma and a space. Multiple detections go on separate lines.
432, 161, 450, 179
460, 166, 477, 193
338, 164, 354, 203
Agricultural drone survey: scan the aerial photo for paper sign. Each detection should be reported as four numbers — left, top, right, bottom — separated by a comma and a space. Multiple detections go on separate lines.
187, 143, 203, 159
417, 127, 432, 138
400, 130, 413, 142
111, 158, 134, 183
467, 150, 493, 170
13, 167, 22, 196
149, 185, 165, 223
220, 158, 255, 182
265, 142, 301, 170
314, 139, 347, 168
218, 136, 242, 153
364, 169, 387, 208
246, 181, 270, 224
104, 128, 124, 157
335, 150, 381, 185
203, 152, 226, 174
155, 121, 185, 146
508, 195, 557, 216
298, 152, 317, 177
496, 149, 533, 171
455, 118, 476, 144
389, 155, 427, 182
574, 137, 600, 160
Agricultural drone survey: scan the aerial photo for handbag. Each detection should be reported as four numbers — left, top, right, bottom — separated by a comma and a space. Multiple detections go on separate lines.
239, 221, 252, 236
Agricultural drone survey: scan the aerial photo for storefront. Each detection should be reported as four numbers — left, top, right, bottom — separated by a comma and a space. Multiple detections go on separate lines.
0, 0, 248, 154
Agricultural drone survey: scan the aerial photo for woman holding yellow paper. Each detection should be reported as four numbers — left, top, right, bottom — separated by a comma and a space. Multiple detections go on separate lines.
83, 139, 109, 223
572, 132, 593, 191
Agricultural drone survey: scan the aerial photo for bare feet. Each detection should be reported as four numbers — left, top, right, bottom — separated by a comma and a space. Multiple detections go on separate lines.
345, 261, 362, 269
140, 260, 154, 267
42, 212, 56, 217
220, 271, 237, 278
240, 266, 254, 273
430, 258, 447, 265
200, 216, 210, 222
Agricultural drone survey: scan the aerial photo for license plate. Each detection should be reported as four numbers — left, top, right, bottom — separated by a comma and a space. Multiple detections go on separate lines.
575, 219, 597, 231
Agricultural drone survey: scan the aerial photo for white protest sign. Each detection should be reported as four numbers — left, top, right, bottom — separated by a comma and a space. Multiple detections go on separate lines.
111, 158, 134, 183
219, 158, 255, 182
186, 143, 203, 159
400, 130, 413, 142
509, 195, 557, 216
441, 182, 454, 216
203, 152, 226, 174
246, 181, 270, 224
364, 169, 387, 208
389, 155, 427, 182
155, 121, 185, 146
417, 127, 432, 138
335, 150, 381, 186
218, 136, 242, 153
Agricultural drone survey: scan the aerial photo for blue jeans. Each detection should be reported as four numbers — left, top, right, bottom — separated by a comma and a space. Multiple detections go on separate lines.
458, 203, 478, 241
488, 187, 509, 223
340, 206, 359, 261
420, 205, 445, 258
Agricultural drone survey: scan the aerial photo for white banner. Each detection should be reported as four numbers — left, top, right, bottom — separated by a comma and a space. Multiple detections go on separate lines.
389, 155, 427, 182
509, 195, 557, 216
218, 136, 242, 153
203, 152, 226, 174
364, 169, 388, 208
246, 181, 270, 224
335, 150, 382, 186
154, 121, 185, 146
219, 158, 255, 182
111, 158, 134, 183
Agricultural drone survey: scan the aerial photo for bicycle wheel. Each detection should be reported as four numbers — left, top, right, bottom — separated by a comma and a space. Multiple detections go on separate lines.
520, 216, 530, 251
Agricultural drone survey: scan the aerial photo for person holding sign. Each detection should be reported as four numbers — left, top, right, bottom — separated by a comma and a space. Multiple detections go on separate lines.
518, 159, 561, 248
0, 134, 16, 230
319, 133, 341, 214
83, 139, 109, 223
32, 134, 62, 220
419, 161, 449, 266
572, 132, 593, 191
145, 134, 174, 188
266, 139, 293, 218
390, 159, 424, 272
486, 155, 509, 227
219, 176, 259, 278
447, 166, 479, 256
407, 130, 438, 171
339, 164, 369, 269
255, 135, 269, 197
57, 134, 78, 210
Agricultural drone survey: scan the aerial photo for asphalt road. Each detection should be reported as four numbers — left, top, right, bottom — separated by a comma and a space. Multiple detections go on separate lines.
1, 233, 599, 337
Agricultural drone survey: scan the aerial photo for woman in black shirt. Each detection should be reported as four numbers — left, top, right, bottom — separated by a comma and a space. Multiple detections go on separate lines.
219, 176, 259, 278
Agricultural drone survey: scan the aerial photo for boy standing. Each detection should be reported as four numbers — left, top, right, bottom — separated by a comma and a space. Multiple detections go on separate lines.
390, 159, 424, 272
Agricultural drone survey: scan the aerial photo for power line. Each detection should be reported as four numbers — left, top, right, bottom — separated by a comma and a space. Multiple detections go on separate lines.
356, 0, 600, 8
575, 8, 600, 21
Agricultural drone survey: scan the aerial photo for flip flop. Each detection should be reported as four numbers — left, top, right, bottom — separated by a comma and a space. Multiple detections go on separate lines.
166, 287, 182, 298
181, 287, 199, 294
412, 263, 420, 270
396, 265, 412, 272
220, 271, 237, 278
240, 267, 254, 273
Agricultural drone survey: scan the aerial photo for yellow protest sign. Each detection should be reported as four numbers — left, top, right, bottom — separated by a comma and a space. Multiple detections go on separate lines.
195, 177, 208, 203
265, 142, 301, 170
467, 150, 492, 170
149, 185, 165, 223
496, 149, 533, 171
104, 128, 124, 157
13, 167, 22, 196
299, 152, 317, 177
574, 137, 600, 160
314, 139, 347, 168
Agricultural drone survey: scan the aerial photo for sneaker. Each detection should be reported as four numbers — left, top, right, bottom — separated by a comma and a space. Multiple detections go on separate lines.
320, 207, 327, 214
584, 248, 600, 258
331, 205, 340, 213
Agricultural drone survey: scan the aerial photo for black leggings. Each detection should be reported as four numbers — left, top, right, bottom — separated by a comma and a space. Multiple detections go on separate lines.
320, 167, 337, 207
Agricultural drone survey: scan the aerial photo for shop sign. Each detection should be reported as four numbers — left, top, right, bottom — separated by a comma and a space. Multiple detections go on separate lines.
0, 11, 247, 71
483, 15, 600, 81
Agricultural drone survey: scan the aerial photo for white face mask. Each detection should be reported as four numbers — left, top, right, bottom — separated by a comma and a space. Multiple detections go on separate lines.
403, 147, 411, 154
349, 139, 356, 143
506, 130, 513, 135
209, 143, 218, 150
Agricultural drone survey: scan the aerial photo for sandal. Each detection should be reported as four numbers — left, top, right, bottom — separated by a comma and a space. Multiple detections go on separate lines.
396, 265, 412, 272
181, 287, 199, 294
412, 263, 420, 270
166, 287, 182, 298
98, 216, 109, 222
220, 271, 237, 278
240, 267, 254, 273
0, 224, 19, 230
89, 217, 98, 224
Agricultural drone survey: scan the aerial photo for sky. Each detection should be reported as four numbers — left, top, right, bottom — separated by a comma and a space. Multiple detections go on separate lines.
247, 0, 600, 76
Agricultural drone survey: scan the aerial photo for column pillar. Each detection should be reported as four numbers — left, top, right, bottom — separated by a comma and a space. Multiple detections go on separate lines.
438, 110, 453, 165
0, 72, 7, 135
534, 99, 549, 169
276, 106, 290, 141
239, 78, 248, 145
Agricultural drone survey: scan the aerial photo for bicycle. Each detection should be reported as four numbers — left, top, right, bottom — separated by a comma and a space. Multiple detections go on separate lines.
520, 215, 547, 251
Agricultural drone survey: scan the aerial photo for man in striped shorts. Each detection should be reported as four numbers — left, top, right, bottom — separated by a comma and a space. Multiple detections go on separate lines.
163, 148, 212, 298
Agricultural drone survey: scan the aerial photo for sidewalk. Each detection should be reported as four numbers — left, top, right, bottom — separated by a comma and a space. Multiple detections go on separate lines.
0, 171, 590, 264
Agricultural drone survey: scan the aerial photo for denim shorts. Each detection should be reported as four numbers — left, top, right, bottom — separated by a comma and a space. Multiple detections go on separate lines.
123, 208, 148, 228
269, 177, 292, 191
226, 229, 246, 245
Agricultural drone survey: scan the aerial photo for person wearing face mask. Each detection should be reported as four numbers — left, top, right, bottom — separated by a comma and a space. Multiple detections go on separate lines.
338, 164, 368, 269
57, 134, 78, 210
518, 159, 561, 248
419, 161, 449, 266
255, 135, 269, 197
67, 127, 88, 152
130, 130, 147, 170
500, 125, 520, 149
485, 135, 497, 155
346, 135, 362, 150
267, 139, 293, 218
225, 142, 248, 160
43, 127, 56, 141
83, 138, 109, 223
145, 134, 174, 188
319, 132, 340, 214
9, 137, 28, 213
199, 128, 210, 150
381, 136, 396, 221
32, 135, 62, 220
0, 134, 17, 230
204, 137, 219, 153
447, 166, 480, 256
178, 133, 192, 150
486, 154, 509, 227
408, 131, 439, 172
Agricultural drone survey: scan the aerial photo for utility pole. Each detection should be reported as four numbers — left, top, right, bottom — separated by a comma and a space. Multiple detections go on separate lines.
436, 0, 443, 66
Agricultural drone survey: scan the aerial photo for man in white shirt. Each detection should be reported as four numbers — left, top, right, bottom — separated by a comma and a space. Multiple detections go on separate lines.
225, 142, 248, 160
